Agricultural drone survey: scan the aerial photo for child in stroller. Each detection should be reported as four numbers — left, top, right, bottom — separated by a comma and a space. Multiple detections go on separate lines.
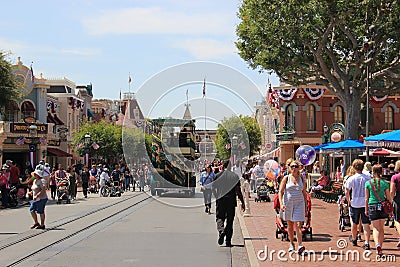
56, 178, 71, 204
337, 195, 351, 231
89, 175, 98, 194
254, 179, 271, 202
274, 193, 313, 241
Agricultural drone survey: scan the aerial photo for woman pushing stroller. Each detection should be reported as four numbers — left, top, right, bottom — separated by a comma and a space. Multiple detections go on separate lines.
278, 158, 308, 254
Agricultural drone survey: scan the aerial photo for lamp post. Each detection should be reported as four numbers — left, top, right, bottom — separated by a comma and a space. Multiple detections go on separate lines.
28, 124, 40, 168
322, 123, 330, 174
84, 133, 91, 167
232, 134, 238, 166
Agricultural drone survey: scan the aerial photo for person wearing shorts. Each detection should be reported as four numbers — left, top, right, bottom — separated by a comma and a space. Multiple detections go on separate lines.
29, 169, 48, 230
365, 165, 392, 256
345, 159, 371, 250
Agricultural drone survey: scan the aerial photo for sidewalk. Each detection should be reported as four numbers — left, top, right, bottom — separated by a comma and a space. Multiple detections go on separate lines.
238, 193, 400, 267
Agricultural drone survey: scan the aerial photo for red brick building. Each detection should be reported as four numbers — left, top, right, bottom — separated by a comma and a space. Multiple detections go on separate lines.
270, 84, 400, 164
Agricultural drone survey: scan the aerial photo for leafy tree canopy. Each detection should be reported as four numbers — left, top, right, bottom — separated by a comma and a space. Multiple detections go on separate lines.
237, 0, 400, 138
0, 52, 19, 109
215, 115, 261, 159
73, 121, 123, 163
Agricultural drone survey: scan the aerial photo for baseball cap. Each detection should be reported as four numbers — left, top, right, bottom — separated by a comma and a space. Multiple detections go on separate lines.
33, 169, 44, 178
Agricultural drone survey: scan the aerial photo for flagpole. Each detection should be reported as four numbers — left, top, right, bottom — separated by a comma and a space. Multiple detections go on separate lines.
203, 78, 207, 163
128, 72, 131, 94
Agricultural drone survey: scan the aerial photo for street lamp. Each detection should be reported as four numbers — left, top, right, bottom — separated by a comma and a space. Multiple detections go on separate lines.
322, 123, 330, 174
232, 134, 238, 165
28, 124, 40, 168
84, 133, 91, 167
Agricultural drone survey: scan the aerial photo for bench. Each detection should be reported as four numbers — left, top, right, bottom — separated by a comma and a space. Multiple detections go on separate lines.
320, 182, 343, 203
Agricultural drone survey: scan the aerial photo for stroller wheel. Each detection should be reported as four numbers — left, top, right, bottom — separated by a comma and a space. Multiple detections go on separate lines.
66, 199, 71, 204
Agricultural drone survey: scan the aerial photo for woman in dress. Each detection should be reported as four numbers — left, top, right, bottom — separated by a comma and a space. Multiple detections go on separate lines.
200, 165, 215, 214
278, 158, 307, 254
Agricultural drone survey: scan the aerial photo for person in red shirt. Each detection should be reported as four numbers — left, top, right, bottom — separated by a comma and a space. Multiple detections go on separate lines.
309, 170, 329, 193
8, 161, 21, 187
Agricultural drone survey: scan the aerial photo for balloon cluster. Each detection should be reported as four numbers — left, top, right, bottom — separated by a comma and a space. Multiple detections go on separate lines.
295, 145, 316, 166
264, 159, 280, 181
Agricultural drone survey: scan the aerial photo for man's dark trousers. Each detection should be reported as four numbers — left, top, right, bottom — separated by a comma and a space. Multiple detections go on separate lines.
216, 198, 236, 243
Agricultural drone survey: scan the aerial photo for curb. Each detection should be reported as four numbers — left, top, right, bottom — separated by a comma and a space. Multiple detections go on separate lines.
237, 207, 260, 267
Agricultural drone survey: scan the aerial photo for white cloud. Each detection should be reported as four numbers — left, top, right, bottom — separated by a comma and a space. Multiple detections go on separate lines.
82, 7, 234, 35
172, 38, 238, 59
61, 48, 100, 56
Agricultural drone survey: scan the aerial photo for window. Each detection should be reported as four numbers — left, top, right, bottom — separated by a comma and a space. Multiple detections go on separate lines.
334, 105, 344, 123
385, 106, 394, 130
21, 101, 35, 118
284, 104, 295, 131
306, 104, 316, 131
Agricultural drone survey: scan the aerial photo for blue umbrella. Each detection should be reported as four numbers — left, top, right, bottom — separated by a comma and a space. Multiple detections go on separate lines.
320, 139, 365, 152
364, 129, 400, 148
313, 143, 332, 151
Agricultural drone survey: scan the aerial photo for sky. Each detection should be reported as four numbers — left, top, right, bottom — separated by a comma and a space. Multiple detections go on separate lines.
0, 0, 279, 129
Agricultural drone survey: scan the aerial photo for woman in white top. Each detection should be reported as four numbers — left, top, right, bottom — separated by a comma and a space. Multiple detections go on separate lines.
29, 169, 48, 229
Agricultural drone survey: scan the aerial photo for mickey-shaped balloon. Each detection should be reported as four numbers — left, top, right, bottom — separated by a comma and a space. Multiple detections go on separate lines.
295, 145, 316, 166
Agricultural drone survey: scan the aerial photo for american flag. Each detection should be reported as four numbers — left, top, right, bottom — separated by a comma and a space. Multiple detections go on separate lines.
30, 64, 35, 83
15, 136, 26, 146
91, 142, 100, 150
40, 136, 47, 146
77, 143, 83, 149
225, 143, 231, 150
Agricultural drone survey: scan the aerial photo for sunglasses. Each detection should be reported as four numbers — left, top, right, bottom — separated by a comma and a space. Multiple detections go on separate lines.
290, 165, 299, 168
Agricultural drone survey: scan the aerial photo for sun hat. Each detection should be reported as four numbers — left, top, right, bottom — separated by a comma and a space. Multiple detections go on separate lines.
33, 169, 44, 178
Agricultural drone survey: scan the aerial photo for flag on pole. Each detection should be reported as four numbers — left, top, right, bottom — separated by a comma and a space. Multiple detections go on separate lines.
225, 143, 231, 150
15, 136, 26, 146
128, 75, 132, 83
186, 89, 188, 98
77, 143, 83, 149
91, 142, 100, 150
202, 78, 206, 98
40, 136, 47, 146
120, 89, 122, 100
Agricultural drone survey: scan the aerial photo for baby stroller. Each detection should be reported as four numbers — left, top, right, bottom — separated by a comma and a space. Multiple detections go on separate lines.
266, 179, 276, 194
337, 195, 351, 231
56, 178, 71, 204
88, 176, 98, 194
255, 180, 271, 202
274, 193, 313, 241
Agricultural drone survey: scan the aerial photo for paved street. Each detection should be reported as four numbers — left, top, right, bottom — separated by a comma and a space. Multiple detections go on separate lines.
0, 189, 248, 267
240, 192, 400, 267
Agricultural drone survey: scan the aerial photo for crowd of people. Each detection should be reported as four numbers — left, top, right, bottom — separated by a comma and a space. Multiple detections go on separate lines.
0, 159, 155, 230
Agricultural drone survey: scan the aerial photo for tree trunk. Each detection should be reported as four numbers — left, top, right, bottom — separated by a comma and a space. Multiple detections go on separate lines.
344, 94, 361, 140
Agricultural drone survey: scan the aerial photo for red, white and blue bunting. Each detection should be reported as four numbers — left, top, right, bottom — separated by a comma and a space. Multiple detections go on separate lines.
303, 87, 325, 101
371, 95, 388, 103
277, 88, 298, 102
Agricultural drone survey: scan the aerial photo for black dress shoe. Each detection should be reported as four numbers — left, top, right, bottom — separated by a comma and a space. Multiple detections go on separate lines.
218, 232, 225, 245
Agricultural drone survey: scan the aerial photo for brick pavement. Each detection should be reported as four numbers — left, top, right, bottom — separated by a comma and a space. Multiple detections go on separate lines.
238, 193, 400, 267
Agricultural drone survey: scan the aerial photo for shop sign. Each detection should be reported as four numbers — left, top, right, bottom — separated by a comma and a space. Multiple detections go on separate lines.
10, 123, 48, 134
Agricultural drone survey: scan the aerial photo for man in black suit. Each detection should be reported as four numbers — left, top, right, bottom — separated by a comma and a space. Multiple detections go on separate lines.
213, 160, 245, 247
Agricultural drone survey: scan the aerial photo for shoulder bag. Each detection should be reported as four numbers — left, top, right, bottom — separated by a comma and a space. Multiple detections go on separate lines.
369, 180, 393, 215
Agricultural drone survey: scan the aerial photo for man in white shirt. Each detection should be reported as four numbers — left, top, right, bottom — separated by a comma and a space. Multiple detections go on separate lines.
345, 159, 371, 250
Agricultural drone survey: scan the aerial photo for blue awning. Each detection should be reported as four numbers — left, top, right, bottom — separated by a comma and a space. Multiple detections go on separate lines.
87, 108, 95, 117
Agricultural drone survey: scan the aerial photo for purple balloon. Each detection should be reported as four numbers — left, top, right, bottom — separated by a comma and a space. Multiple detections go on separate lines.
295, 145, 316, 166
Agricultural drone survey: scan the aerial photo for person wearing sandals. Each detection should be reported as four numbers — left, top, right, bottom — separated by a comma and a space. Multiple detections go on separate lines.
390, 160, 400, 248
365, 165, 392, 256
29, 169, 48, 230
278, 158, 307, 254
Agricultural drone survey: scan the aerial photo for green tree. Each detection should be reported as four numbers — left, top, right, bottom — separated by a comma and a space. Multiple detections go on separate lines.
0, 52, 19, 112
122, 127, 152, 164
237, 0, 400, 139
215, 115, 261, 159
73, 121, 123, 164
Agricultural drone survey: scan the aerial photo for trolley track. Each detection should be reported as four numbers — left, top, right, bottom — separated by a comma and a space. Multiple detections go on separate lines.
1, 193, 153, 267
